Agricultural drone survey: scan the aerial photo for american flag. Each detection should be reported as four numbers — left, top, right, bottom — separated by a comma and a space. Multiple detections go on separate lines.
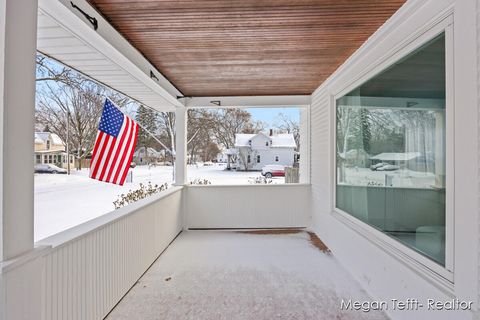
89, 98, 139, 185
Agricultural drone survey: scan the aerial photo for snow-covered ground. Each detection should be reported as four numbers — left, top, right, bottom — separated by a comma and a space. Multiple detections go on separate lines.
341, 167, 436, 188
35, 164, 284, 241
106, 231, 387, 320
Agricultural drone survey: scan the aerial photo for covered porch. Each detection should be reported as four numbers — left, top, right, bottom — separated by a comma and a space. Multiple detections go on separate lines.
1, 1, 479, 320
105, 230, 385, 320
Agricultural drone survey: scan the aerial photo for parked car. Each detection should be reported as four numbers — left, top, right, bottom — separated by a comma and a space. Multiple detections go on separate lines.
370, 162, 400, 171
34, 164, 67, 174
261, 164, 285, 178
370, 162, 388, 171
376, 164, 400, 171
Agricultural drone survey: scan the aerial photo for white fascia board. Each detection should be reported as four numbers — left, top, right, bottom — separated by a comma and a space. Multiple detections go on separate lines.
185, 95, 311, 108
39, 0, 184, 108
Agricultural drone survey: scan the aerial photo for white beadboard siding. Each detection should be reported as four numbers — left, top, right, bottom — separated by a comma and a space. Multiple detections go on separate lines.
185, 185, 310, 229
39, 188, 183, 320
310, 87, 332, 228
310, 0, 479, 319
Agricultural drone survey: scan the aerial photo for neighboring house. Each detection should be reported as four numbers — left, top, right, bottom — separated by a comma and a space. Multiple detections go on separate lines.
234, 132, 296, 171
216, 149, 228, 163
34, 132, 75, 169
133, 146, 164, 164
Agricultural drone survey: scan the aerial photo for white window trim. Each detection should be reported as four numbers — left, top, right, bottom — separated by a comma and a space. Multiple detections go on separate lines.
331, 15, 454, 283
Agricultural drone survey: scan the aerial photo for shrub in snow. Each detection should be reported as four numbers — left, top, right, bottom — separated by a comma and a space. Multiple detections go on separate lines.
249, 176, 273, 184
113, 182, 169, 209
189, 178, 212, 185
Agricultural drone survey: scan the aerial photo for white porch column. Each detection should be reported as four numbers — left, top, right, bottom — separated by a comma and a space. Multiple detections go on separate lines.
299, 107, 310, 184
174, 107, 187, 185
0, 0, 38, 260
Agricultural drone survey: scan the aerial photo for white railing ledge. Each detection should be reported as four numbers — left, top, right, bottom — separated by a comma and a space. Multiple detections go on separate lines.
186, 183, 311, 188
0, 245, 51, 274
36, 186, 183, 248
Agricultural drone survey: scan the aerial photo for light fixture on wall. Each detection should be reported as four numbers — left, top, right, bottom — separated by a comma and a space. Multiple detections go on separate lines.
210, 100, 221, 106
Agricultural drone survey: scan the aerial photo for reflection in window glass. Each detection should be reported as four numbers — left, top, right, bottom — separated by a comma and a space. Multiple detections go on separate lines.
336, 34, 446, 265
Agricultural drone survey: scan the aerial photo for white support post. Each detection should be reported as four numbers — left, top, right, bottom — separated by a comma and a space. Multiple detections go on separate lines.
0, 0, 38, 260
299, 107, 310, 184
174, 107, 187, 186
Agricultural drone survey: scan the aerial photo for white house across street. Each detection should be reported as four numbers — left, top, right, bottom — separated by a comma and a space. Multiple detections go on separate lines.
234, 131, 297, 171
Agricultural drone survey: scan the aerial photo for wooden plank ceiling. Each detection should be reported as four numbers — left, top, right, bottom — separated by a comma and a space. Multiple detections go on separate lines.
88, 0, 406, 97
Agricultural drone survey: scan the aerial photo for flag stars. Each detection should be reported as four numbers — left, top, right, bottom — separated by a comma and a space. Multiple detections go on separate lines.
99, 99, 125, 137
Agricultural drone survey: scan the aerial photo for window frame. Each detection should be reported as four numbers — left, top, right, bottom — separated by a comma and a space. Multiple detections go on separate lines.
184, 105, 311, 186
331, 18, 454, 282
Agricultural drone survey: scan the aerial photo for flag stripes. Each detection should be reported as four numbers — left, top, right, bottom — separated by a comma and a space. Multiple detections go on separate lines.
89, 99, 139, 185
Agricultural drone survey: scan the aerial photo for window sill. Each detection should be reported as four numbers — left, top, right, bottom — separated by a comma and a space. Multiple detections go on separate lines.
186, 183, 311, 188
331, 208, 454, 295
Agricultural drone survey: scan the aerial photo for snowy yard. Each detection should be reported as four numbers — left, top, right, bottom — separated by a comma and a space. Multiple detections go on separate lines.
34, 164, 284, 241
341, 167, 437, 188
105, 230, 387, 320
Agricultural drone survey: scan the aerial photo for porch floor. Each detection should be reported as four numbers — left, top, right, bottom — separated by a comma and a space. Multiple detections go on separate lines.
106, 230, 388, 320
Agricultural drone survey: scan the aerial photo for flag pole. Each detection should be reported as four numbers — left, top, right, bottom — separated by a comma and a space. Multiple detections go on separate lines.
106, 97, 175, 157
105, 97, 178, 183
66, 105, 71, 175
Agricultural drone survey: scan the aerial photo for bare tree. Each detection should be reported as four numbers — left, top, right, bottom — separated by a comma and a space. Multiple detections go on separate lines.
36, 79, 105, 169
36, 76, 131, 169
157, 111, 176, 161
209, 108, 253, 149
186, 109, 216, 163
274, 113, 300, 150
237, 148, 259, 171
36, 54, 86, 87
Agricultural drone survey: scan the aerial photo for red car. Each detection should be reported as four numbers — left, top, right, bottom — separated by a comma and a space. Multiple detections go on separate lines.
261, 165, 285, 178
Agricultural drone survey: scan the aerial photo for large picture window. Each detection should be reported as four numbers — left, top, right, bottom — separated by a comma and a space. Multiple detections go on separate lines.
335, 33, 448, 266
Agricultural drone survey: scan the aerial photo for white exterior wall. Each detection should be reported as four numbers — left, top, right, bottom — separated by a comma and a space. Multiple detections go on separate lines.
310, 1, 479, 319
237, 147, 295, 171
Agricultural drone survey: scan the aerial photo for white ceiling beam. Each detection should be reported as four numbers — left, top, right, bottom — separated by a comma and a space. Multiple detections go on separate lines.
185, 95, 311, 108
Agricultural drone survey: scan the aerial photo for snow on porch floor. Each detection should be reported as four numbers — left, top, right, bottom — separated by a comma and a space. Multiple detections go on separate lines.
106, 230, 388, 320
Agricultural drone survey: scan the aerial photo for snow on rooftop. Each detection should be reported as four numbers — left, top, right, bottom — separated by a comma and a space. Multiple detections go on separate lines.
35, 132, 64, 146
271, 133, 296, 148
34, 133, 43, 144
106, 231, 386, 320
235, 132, 296, 148
134, 146, 162, 157
234, 133, 256, 147
370, 152, 421, 161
